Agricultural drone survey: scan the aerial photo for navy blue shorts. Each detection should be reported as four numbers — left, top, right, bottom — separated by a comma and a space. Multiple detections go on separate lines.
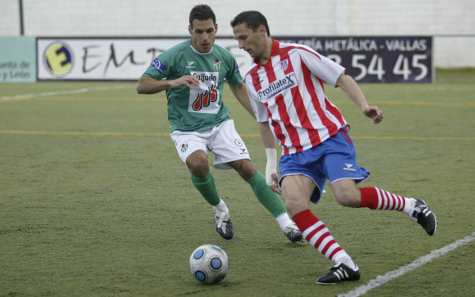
279, 129, 369, 204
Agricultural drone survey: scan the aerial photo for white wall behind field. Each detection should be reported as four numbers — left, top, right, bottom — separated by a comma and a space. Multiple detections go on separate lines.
0, 0, 20, 36
1, 0, 474, 67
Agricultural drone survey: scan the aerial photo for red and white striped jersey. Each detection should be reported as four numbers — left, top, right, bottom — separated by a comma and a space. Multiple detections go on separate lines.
244, 39, 347, 155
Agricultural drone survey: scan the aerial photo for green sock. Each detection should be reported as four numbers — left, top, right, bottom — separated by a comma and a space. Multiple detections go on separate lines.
191, 173, 220, 206
248, 172, 286, 218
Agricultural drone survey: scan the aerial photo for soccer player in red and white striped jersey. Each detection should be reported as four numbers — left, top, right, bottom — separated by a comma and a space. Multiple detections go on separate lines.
231, 11, 438, 285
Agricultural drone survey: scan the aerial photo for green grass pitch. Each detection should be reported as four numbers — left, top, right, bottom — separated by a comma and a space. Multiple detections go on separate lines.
1, 70, 474, 297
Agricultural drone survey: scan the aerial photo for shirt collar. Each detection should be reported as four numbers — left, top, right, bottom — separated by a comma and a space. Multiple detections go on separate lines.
270, 39, 280, 56
190, 43, 214, 55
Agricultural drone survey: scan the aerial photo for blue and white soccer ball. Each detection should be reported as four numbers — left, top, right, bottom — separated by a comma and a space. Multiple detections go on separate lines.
189, 244, 229, 284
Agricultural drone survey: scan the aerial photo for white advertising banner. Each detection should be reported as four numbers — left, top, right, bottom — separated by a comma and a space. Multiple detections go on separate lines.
36, 38, 252, 80
37, 36, 432, 82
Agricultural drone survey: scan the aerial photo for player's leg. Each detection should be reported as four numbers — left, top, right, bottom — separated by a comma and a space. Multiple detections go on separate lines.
325, 129, 437, 236
170, 131, 233, 239
228, 159, 302, 242
358, 186, 437, 235
210, 120, 301, 242
280, 174, 360, 284
228, 159, 284, 217
330, 179, 419, 216
331, 180, 437, 236
186, 150, 219, 206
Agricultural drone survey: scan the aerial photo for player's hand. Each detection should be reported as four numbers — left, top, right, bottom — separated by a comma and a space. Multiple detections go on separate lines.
170, 75, 200, 88
270, 173, 281, 193
265, 166, 277, 186
363, 105, 383, 124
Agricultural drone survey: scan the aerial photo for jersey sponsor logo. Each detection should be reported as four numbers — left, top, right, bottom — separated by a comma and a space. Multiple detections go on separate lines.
257, 72, 297, 101
189, 71, 220, 113
192, 72, 217, 83
151, 58, 167, 73
191, 84, 218, 111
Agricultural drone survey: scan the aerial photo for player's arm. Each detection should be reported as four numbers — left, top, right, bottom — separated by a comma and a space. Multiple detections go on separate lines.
229, 81, 278, 186
229, 83, 256, 118
136, 75, 201, 94
336, 73, 383, 124
299, 46, 383, 124
245, 84, 279, 188
259, 122, 279, 190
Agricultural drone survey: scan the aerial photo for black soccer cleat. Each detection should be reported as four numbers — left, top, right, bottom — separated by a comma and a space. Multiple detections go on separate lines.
215, 218, 233, 240
316, 263, 361, 285
411, 199, 438, 236
214, 209, 234, 240
283, 225, 303, 243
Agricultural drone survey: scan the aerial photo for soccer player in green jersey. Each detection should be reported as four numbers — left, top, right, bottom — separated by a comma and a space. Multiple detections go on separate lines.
136, 4, 302, 242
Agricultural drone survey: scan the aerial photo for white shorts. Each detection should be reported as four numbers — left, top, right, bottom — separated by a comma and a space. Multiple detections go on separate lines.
170, 119, 251, 169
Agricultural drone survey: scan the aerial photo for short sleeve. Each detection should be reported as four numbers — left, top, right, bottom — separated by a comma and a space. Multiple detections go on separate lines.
297, 46, 345, 87
143, 50, 173, 80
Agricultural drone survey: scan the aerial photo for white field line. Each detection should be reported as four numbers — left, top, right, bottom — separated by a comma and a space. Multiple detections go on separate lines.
338, 231, 475, 297
0, 86, 127, 102
2, 87, 473, 107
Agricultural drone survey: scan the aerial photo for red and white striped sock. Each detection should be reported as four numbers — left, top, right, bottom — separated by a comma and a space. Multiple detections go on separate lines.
360, 186, 415, 215
293, 210, 356, 268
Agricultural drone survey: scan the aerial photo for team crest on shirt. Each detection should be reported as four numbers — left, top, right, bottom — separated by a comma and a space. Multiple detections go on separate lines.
213, 59, 222, 72
280, 59, 290, 72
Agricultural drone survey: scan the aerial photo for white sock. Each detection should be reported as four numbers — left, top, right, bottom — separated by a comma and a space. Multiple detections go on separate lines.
333, 252, 359, 271
403, 198, 417, 217
275, 213, 295, 232
213, 199, 229, 214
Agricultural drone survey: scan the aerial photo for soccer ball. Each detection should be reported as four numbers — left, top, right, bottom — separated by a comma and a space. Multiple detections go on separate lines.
189, 244, 229, 284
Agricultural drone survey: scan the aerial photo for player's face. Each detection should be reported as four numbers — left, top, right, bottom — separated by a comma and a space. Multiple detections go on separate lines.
189, 18, 217, 53
233, 23, 267, 60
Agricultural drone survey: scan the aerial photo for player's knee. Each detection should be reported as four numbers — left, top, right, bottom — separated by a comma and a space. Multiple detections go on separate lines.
284, 198, 307, 217
281, 191, 308, 217
333, 187, 360, 207
186, 153, 209, 177
230, 160, 256, 181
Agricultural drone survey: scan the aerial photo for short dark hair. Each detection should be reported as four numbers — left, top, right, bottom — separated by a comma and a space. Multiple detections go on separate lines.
189, 4, 216, 25
230, 11, 270, 35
